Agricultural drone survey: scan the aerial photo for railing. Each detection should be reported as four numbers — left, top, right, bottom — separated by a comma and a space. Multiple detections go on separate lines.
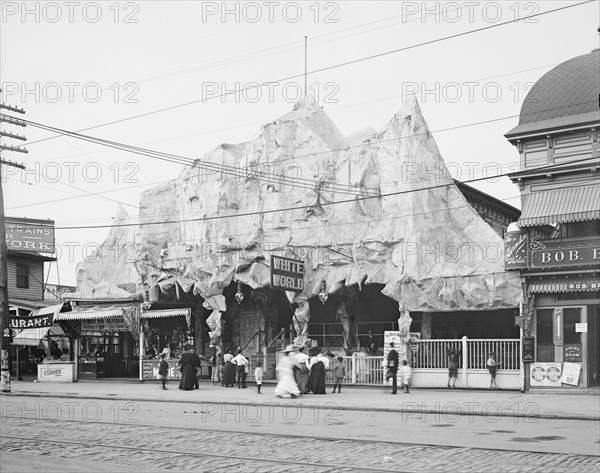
318, 338, 521, 386
467, 339, 521, 370
411, 339, 462, 369
267, 328, 285, 349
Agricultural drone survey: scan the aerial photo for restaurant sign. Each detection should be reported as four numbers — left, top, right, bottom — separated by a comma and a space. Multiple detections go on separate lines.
5, 217, 55, 253
270, 255, 305, 292
10, 314, 52, 329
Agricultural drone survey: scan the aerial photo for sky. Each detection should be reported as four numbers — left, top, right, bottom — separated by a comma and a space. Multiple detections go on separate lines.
1, 0, 598, 287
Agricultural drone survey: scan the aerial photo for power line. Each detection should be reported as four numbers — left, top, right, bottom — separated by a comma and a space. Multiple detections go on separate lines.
46, 154, 600, 231
5, 99, 596, 215
22, 0, 592, 146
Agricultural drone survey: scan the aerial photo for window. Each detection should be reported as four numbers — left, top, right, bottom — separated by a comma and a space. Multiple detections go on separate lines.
536, 309, 554, 362
16, 264, 29, 289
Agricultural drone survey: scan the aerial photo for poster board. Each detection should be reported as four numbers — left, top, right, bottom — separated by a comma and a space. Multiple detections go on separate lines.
383, 331, 401, 384
522, 337, 535, 363
141, 360, 181, 380
530, 362, 562, 387
561, 362, 581, 386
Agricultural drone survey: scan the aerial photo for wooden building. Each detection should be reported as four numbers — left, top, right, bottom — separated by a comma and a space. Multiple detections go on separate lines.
505, 48, 600, 389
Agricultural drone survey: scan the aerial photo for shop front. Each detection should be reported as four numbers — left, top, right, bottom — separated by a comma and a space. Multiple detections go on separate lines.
139, 308, 193, 382
505, 229, 600, 389
527, 276, 599, 388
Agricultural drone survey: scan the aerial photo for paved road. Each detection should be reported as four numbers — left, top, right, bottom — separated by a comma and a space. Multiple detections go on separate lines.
1, 396, 598, 472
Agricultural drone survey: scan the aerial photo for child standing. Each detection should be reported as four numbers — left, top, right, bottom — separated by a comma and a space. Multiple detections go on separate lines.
158, 353, 168, 390
254, 361, 264, 394
399, 360, 412, 393
487, 352, 501, 389
332, 356, 346, 393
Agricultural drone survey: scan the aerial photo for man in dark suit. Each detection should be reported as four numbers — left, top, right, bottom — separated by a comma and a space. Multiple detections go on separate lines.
386, 342, 399, 394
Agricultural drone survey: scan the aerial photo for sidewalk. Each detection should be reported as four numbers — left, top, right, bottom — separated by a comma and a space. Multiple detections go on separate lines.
2, 378, 599, 421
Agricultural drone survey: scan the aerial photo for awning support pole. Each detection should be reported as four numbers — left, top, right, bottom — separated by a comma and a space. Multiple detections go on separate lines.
461, 336, 468, 388
139, 326, 144, 382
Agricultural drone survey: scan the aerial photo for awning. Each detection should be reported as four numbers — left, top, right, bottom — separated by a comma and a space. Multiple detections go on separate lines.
141, 308, 191, 319
518, 185, 600, 227
12, 327, 51, 346
530, 279, 600, 293
54, 308, 125, 320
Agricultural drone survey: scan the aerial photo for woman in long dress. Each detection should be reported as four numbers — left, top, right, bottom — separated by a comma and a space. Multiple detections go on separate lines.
308, 352, 327, 394
274, 347, 300, 399
222, 348, 236, 387
178, 345, 200, 390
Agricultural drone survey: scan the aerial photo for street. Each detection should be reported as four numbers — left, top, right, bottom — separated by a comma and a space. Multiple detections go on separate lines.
1, 394, 599, 472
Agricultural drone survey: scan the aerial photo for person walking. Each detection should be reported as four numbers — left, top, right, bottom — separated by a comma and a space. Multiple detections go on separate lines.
178, 344, 200, 391
274, 345, 300, 399
232, 348, 249, 389
308, 348, 328, 394
331, 356, 346, 393
399, 359, 412, 393
386, 342, 399, 394
190, 348, 203, 389
294, 347, 310, 394
211, 348, 223, 386
158, 352, 169, 390
254, 361, 264, 394
447, 346, 461, 388
222, 348, 235, 387
487, 352, 501, 389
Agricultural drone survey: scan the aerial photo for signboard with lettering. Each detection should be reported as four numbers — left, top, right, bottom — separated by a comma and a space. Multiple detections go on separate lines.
81, 318, 128, 333
575, 323, 588, 333
5, 217, 55, 253
561, 362, 581, 386
410, 332, 421, 354
504, 231, 529, 270
522, 337, 535, 363
564, 344, 582, 362
270, 255, 305, 292
141, 360, 181, 380
531, 244, 600, 269
10, 314, 52, 329
37, 362, 75, 383
530, 362, 562, 387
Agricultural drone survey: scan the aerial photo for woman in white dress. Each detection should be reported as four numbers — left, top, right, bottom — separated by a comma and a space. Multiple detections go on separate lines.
274, 345, 300, 399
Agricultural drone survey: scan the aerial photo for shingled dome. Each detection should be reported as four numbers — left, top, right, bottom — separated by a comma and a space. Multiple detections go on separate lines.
506, 49, 600, 137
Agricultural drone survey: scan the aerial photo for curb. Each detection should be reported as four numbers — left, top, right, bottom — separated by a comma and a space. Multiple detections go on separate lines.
3, 390, 599, 422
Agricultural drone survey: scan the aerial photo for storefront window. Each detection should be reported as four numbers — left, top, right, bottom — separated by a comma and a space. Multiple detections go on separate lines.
536, 309, 554, 362
563, 307, 582, 344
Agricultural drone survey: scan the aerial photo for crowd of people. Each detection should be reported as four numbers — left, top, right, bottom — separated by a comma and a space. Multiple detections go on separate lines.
154, 339, 500, 393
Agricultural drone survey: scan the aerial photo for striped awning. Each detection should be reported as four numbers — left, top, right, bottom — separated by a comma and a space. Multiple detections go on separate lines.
529, 279, 600, 293
54, 308, 125, 320
518, 185, 600, 227
141, 308, 191, 319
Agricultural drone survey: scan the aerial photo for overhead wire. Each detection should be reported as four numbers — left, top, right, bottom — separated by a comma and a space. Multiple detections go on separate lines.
41, 154, 600, 230
22, 0, 593, 146
4, 99, 596, 218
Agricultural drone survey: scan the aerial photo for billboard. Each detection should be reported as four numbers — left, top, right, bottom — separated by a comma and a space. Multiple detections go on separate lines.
5, 217, 55, 253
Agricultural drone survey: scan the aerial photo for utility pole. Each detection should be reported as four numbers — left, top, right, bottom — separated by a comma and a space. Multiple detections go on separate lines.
0, 89, 27, 393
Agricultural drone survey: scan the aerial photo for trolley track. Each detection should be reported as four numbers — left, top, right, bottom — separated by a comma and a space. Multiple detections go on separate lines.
2, 415, 599, 473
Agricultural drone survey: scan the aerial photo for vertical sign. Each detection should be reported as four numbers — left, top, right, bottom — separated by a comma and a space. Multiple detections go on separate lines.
504, 230, 529, 270
522, 337, 535, 363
